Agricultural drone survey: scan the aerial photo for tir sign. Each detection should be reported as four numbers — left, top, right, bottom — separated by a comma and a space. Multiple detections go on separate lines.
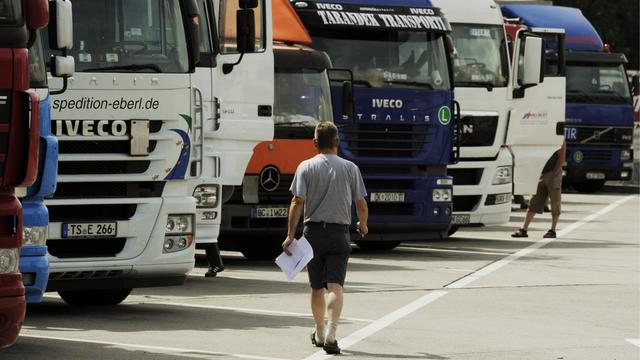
565, 127, 577, 141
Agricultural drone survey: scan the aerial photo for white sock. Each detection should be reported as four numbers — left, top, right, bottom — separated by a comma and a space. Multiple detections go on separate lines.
325, 321, 338, 343
315, 325, 325, 343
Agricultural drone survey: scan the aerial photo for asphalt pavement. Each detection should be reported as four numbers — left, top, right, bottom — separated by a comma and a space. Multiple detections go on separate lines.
2, 190, 639, 360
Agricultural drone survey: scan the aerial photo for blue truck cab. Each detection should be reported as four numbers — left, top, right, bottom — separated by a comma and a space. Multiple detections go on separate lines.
502, 5, 635, 193
19, 32, 57, 304
292, 0, 456, 248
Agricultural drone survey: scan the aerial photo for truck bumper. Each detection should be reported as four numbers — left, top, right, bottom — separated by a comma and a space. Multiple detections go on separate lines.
448, 148, 513, 227
0, 274, 26, 348
19, 245, 49, 304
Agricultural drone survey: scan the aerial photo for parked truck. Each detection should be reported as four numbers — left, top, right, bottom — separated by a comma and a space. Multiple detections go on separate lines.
501, 4, 635, 193
0, 0, 49, 347
188, 0, 275, 258
216, 0, 333, 259
432, 0, 566, 234
43, 0, 202, 306
292, 0, 456, 249
20, 0, 74, 304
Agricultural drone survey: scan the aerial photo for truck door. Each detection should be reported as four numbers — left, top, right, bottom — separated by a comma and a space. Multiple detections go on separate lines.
507, 29, 566, 195
209, 0, 274, 186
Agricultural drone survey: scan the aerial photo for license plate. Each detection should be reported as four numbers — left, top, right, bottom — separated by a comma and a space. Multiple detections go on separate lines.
62, 222, 117, 238
586, 172, 605, 180
370, 192, 405, 203
252, 207, 289, 218
451, 214, 470, 225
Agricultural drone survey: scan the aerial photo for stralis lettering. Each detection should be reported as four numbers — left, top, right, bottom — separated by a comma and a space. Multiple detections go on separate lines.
55, 120, 128, 137
316, 10, 447, 30
372, 99, 403, 109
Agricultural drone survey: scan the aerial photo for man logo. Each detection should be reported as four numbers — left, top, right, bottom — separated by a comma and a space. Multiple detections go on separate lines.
260, 166, 281, 192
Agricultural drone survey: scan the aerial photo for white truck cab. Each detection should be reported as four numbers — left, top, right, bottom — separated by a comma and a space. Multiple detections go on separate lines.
432, 0, 564, 233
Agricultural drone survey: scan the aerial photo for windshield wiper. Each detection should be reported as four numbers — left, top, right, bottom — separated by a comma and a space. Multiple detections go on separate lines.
567, 89, 594, 102
82, 64, 163, 73
455, 81, 494, 91
274, 121, 316, 127
594, 90, 630, 103
384, 80, 434, 90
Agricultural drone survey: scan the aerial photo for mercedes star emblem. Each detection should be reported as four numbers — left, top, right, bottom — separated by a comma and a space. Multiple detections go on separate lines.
260, 166, 280, 192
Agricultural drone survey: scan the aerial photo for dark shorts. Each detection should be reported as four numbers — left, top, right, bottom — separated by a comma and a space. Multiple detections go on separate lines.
528, 171, 562, 215
303, 222, 351, 289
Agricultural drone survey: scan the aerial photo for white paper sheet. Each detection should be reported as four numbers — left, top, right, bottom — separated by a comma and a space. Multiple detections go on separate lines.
275, 236, 314, 282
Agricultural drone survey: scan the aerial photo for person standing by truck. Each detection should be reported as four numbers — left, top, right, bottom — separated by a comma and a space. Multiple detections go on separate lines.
512, 142, 567, 239
282, 122, 368, 355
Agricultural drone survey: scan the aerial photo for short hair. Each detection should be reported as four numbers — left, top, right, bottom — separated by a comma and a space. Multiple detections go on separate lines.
314, 121, 339, 150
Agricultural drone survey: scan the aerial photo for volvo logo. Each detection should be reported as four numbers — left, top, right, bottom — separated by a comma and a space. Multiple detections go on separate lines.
260, 166, 281, 192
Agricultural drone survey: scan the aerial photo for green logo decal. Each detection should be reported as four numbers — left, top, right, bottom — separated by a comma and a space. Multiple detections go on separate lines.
438, 106, 452, 125
179, 114, 193, 132
573, 150, 584, 163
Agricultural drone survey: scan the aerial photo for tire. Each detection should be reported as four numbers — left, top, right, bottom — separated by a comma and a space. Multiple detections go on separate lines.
59, 288, 132, 307
447, 226, 459, 237
572, 179, 605, 194
240, 243, 281, 261
354, 241, 400, 251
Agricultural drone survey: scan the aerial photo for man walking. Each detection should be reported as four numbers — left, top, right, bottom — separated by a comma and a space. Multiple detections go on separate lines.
512, 142, 567, 238
282, 121, 368, 355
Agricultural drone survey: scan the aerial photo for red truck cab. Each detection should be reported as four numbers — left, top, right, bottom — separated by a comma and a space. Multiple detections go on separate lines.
0, 0, 48, 348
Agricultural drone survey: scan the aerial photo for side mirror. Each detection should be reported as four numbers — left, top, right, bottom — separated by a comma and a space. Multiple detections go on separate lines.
50, 55, 75, 77
632, 75, 640, 97
25, 0, 49, 31
240, 0, 259, 8
341, 81, 355, 119
236, 9, 256, 53
183, 0, 201, 69
520, 36, 544, 86
48, 0, 73, 50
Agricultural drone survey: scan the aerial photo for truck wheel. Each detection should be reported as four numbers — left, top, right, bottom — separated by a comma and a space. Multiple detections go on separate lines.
447, 226, 459, 237
572, 180, 605, 194
58, 289, 132, 306
355, 241, 400, 251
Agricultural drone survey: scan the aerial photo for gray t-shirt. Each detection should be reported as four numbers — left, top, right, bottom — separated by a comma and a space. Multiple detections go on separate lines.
290, 154, 367, 225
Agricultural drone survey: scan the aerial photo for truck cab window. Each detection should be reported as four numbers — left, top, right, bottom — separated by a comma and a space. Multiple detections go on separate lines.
0, 0, 21, 25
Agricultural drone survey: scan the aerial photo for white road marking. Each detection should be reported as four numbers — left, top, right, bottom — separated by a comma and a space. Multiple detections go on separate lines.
20, 333, 292, 360
445, 195, 636, 289
137, 301, 374, 323
302, 195, 636, 359
626, 338, 640, 348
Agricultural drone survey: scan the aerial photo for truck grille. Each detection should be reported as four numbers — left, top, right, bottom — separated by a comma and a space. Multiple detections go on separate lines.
48, 238, 127, 258
448, 169, 483, 186
58, 161, 150, 175
453, 195, 481, 212
59, 140, 158, 154
228, 175, 294, 204
460, 116, 498, 147
49, 269, 128, 280
581, 150, 612, 163
369, 203, 414, 216
53, 182, 165, 199
568, 126, 633, 146
49, 204, 137, 222
341, 124, 431, 158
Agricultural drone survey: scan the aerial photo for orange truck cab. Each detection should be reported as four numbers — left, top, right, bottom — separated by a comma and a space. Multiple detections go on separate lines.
218, 0, 333, 260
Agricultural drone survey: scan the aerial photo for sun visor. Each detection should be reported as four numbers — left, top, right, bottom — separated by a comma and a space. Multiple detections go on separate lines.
291, 1, 451, 33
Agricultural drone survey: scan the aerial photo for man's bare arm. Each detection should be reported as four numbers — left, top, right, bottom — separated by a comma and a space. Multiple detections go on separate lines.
282, 196, 304, 255
355, 199, 369, 236
553, 142, 567, 175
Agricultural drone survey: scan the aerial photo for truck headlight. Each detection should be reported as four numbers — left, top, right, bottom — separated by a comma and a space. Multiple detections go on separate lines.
23, 226, 48, 246
193, 185, 219, 208
432, 189, 452, 202
620, 149, 632, 161
166, 214, 194, 235
493, 166, 512, 185
0, 248, 20, 273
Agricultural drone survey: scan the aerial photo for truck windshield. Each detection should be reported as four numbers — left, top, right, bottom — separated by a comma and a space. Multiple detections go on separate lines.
567, 63, 632, 104
274, 68, 333, 128
0, 0, 21, 25
29, 31, 47, 88
63, 0, 189, 73
450, 24, 508, 88
312, 30, 451, 90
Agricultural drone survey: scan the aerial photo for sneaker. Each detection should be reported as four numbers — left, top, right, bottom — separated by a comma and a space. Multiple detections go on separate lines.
310, 330, 324, 347
323, 340, 340, 355
204, 266, 224, 277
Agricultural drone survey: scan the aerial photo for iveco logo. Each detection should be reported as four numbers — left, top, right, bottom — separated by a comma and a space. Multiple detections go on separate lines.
372, 99, 403, 109
260, 166, 281, 192
316, 3, 343, 10
55, 120, 128, 137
